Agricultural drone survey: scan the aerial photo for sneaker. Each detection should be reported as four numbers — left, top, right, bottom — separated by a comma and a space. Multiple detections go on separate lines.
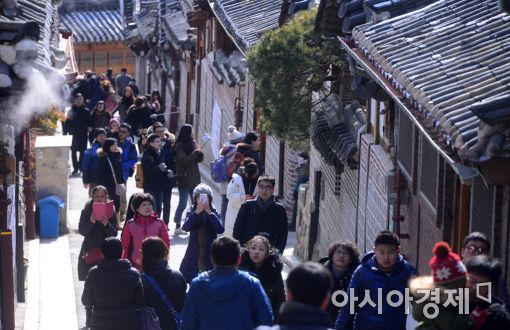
174, 227, 185, 235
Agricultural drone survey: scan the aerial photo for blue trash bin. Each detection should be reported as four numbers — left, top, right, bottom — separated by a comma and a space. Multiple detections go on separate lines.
37, 195, 65, 238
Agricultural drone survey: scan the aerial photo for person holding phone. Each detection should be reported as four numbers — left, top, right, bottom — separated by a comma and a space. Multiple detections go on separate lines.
179, 184, 224, 283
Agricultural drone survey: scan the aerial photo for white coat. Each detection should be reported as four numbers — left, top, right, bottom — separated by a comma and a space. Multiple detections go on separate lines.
224, 173, 246, 237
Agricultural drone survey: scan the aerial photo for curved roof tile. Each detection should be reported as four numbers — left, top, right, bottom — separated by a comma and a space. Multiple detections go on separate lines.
60, 8, 123, 43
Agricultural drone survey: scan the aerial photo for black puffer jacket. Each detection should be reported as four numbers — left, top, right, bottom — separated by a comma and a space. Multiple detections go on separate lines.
319, 257, 357, 323
97, 151, 125, 206
82, 259, 144, 330
255, 301, 333, 330
141, 146, 167, 193
233, 199, 288, 253
77, 200, 117, 281
240, 250, 286, 320
142, 261, 187, 330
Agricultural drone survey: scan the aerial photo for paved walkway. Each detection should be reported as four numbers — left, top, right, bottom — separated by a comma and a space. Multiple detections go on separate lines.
18, 166, 296, 329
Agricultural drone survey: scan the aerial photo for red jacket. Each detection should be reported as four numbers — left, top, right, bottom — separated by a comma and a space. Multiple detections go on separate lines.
121, 212, 170, 269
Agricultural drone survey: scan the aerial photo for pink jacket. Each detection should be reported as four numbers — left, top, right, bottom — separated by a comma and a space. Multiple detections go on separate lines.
121, 212, 170, 269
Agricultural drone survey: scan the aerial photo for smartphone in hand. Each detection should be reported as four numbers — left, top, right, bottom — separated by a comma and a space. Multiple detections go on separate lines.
199, 193, 208, 205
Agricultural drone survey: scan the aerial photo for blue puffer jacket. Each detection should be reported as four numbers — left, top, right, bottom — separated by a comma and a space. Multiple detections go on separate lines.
82, 141, 102, 185
334, 252, 417, 330
119, 138, 138, 181
181, 267, 273, 330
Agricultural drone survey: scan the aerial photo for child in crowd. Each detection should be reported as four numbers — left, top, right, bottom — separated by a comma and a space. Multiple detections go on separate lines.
410, 241, 472, 330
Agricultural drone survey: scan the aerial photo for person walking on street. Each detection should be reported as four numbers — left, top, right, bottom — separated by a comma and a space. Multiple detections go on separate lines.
117, 123, 138, 222
319, 241, 360, 323
466, 255, 510, 330
233, 175, 288, 254
115, 86, 135, 123
88, 101, 111, 144
180, 236, 273, 330
97, 138, 125, 224
153, 122, 176, 225
236, 131, 264, 174
290, 152, 309, 231
179, 184, 224, 283
115, 68, 132, 97
141, 237, 187, 330
240, 235, 286, 320
121, 193, 170, 270
255, 262, 334, 330
141, 133, 173, 216
82, 237, 144, 330
77, 185, 117, 281
173, 124, 203, 234
334, 231, 417, 330
82, 128, 107, 197
461, 232, 510, 311
107, 118, 120, 140
219, 126, 245, 223
64, 93, 90, 175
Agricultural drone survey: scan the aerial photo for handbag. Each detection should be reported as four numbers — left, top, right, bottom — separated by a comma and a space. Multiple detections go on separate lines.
83, 246, 102, 265
138, 306, 161, 330
142, 274, 182, 327
106, 156, 126, 196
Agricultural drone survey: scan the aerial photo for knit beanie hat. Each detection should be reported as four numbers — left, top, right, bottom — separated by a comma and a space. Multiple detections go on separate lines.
131, 193, 154, 211
193, 184, 213, 201
429, 241, 466, 287
227, 125, 244, 144
109, 118, 120, 126
94, 128, 107, 139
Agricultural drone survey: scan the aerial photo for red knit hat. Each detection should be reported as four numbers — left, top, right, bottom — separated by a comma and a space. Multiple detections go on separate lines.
429, 241, 466, 285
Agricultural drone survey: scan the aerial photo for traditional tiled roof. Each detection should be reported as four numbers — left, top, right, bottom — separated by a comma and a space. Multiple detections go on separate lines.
315, 0, 435, 36
210, 0, 313, 51
351, 0, 510, 161
60, 7, 123, 43
160, 0, 192, 49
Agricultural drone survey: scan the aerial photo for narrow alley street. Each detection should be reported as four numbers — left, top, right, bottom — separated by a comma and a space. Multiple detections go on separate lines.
18, 165, 295, 330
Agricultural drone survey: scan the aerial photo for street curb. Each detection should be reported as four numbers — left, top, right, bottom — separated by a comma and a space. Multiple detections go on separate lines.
23, 238, 40, 330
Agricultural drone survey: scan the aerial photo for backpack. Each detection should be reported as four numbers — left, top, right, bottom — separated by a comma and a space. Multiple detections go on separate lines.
135, 162, 143, 188
211, 156, 228, 183
227, 151, 245, 179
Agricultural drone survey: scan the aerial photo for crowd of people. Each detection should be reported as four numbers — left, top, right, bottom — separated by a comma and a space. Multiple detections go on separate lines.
64, 69, 510, 330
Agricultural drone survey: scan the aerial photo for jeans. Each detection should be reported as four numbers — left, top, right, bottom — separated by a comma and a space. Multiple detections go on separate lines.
71, 150, 85, 173
146, 190, 163, 216
220, 194, 228, 225
174, 189, 193, 226
162, 187, 173, 224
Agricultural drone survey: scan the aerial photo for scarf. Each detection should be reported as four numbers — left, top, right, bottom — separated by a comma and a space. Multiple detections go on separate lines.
257, 196, 275, 213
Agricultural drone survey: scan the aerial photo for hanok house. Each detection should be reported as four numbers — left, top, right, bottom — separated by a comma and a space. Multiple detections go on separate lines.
59, 0, 134, 76
0, 0, 67, 327
190, 0, 315, 218
303, 0, 510, 281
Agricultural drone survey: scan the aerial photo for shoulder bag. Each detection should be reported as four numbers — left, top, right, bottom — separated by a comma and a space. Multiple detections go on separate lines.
142, 273, 182, 327
106, 156, 126, 196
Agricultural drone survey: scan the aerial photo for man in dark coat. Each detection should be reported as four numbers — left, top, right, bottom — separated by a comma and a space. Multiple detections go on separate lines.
82, 237, 144, 330
64, 93, 90, 174
153, 122, 176, 225
255, 262, 334, 330
233, 175, 288, 253
82, 129, 107, 196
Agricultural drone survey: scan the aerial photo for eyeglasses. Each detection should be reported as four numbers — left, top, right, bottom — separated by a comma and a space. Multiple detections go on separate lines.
334, 250, 349, 257
258, 184, 273, 190
465, 245, 486, 255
